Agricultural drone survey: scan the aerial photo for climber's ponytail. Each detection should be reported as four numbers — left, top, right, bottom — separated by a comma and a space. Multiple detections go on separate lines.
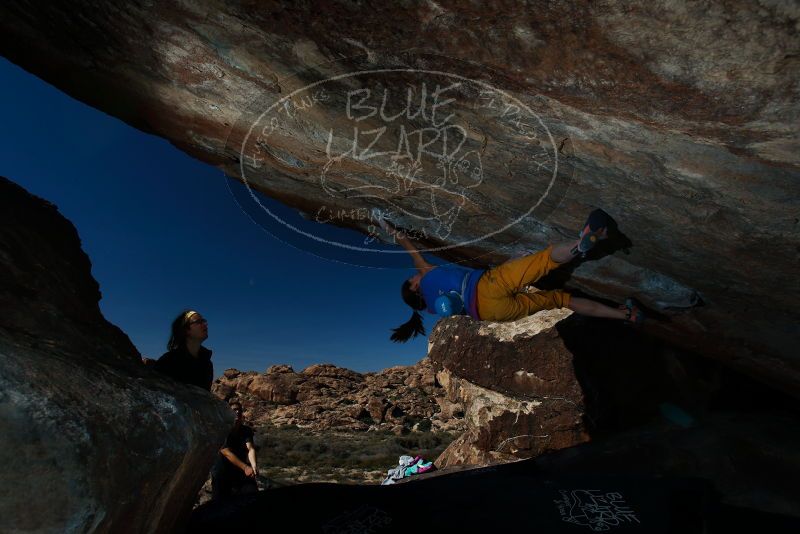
390, 310, 426, 343
390, 280, 427, 342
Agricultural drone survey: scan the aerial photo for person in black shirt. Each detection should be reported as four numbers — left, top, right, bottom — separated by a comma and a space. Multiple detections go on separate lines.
154, 310, 213, 390
211, 401, 259, 500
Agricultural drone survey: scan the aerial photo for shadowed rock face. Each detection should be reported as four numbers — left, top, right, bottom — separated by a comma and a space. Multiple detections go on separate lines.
527, 412, 800, 519
426, 303, 800, 468
0, 1, 798, 394
0, 178, 232, 533
188, 420, 800, 532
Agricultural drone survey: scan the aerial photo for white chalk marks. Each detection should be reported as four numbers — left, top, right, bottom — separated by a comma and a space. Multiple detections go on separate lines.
554, 489, 641, 531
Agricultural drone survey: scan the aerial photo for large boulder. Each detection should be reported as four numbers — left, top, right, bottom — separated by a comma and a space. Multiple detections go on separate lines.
429, 311, 589, 467
0, 177, 232, 533
247, 373, 302, 405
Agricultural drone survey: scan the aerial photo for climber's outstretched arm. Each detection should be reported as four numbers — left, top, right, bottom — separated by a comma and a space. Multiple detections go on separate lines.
395, 231, 435, 273
376, 215, 434, 273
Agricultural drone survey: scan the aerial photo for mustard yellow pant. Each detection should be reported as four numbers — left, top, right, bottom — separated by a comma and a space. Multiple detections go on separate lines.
476, 244, 571, 321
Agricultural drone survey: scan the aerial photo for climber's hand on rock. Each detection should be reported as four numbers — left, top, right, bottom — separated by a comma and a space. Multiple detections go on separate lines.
371, 207, 392, 232
243, 465, 255, 478
377, 216, 391, 232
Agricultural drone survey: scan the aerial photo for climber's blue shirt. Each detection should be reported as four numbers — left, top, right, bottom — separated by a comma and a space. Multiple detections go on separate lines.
419, 265, 485, 320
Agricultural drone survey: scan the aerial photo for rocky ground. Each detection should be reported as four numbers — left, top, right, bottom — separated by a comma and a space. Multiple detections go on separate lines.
212, 358, 467, 436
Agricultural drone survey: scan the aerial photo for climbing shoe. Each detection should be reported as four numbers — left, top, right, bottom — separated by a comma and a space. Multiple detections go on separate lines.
622, 297, 645, 325
573, 208, 612, 257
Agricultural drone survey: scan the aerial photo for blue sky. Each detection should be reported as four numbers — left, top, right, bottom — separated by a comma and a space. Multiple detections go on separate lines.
0, 57, 437, 374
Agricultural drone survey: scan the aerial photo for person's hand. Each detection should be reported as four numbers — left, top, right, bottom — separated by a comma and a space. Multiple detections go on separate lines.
243, 465, 255, 478
252, 467, 259, 478
371, 208, 391, 232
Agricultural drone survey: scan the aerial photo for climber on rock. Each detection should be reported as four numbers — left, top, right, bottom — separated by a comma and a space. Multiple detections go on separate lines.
386, 209, 644, 342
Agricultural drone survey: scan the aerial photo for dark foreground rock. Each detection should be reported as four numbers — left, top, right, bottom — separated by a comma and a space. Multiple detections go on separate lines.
190, 410, 800, 532
192, 473, 716, 533
529, 413, 800, 519
0, 177, 232, 533
191, 450, 800, 533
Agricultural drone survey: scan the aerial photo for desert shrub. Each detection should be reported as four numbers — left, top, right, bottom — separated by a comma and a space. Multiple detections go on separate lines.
254, 424, 456, 473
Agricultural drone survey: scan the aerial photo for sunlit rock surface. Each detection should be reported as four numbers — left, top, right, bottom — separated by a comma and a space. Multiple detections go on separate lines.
0, 177, 232, 533
213, 358, 466, 434
429, 311, 589, 466
0, 1, 798, 396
